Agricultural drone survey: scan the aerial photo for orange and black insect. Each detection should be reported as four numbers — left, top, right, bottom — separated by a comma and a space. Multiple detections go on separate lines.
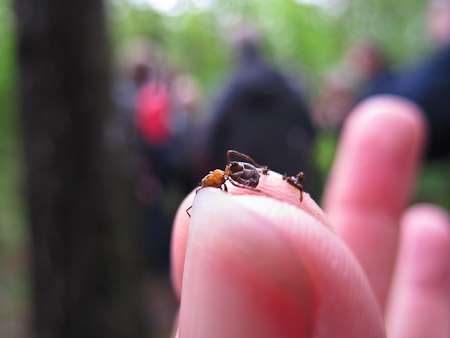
283, 171, 305, 202
186, 150, 269, 216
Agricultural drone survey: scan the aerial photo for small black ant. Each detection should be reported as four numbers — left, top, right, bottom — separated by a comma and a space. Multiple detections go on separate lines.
186, 150, 269, 216
283, 171, 305, 202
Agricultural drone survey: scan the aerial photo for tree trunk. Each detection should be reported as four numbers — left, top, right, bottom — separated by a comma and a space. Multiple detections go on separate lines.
15, 0, 146, 337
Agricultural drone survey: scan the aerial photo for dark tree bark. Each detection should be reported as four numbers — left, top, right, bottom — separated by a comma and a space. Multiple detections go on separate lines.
15, 1, 146, 337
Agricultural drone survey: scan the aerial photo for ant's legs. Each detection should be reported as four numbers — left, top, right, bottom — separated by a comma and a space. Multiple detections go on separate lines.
282, 171, 305, 202
227, 178, 261, 192
286, 177, 304, 202
186, 205, 192, 217
227, 150, 269, 174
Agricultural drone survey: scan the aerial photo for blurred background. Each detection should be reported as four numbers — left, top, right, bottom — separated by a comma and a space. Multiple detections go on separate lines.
1, 0, 449, 337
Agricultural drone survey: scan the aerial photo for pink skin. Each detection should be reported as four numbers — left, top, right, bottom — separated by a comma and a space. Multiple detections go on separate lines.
322, 95, 427, 310
170, 95, 450, 337
386, 205, 450, 338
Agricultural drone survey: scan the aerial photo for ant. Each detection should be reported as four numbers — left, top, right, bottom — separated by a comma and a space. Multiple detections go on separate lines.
186, 150, 269, 216
283, 171, 305, 202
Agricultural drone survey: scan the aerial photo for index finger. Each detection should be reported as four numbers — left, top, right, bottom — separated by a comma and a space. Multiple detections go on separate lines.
322, 95, 427, 310
177, 189, 384, 337
170, 170, 330, 298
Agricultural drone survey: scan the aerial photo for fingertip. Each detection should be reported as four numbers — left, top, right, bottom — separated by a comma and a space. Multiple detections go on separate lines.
171, 190, 196, 298
178, 191, 384, 338
402, 203, 450, 234
171, 171, 332, 299
322, 95, 429, 309
179, 190, 314, 337
349, 95, 428, 173
399, 204, 450, 289
387, 204, 450, 338
347, 95, 427, 136
325, 95, 427, 214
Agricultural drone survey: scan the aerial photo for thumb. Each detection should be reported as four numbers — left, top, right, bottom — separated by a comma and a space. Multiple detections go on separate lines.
177, 189, 384, 338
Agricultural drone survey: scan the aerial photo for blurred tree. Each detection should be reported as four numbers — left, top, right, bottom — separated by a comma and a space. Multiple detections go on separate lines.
15, 0, 146, 337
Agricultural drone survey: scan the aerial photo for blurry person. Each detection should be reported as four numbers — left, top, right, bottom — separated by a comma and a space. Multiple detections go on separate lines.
312, 68, 357, 129
133, 59, 182, 273
209, 24, 316, 193
346, 41, 394, 100
114, 41, 186, 273
114, 39, 156, 140
361, 0, 450, 159
312, 41, 392, 129
172, 73, 211, 189
173, 74, 203, 118
427, 0, 450, 48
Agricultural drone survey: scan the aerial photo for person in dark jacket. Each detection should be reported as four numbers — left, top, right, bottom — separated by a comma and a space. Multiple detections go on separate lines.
360, 41, 450, 159
209, 28, 316, 192
361, 0, 450, 159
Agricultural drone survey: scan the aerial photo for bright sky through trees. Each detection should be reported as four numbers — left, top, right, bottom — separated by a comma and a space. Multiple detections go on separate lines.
127, 0, 344, 15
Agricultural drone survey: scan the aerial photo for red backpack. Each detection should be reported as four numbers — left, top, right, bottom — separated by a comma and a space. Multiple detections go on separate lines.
134, 82, 172, 147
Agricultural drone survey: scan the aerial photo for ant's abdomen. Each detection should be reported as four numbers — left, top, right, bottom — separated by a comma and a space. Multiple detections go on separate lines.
229, 162, 260, 188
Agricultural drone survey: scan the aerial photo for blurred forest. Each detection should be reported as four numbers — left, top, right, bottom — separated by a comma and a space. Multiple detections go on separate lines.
1, 0, 449, 336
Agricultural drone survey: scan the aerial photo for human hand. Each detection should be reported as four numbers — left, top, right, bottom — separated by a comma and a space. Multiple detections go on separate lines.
170, 95, 450, 337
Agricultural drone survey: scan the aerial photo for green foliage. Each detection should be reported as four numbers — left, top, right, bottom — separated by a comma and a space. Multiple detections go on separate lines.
416, 160, 450, 209
108, 0, 430, 91
0, 1, 30, 335
0, 0, 24, 254
313, 129, 339, 181
341, 0, 429, 63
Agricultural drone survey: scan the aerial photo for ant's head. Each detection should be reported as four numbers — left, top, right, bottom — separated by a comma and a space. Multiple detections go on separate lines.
296, 172, 305, 183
